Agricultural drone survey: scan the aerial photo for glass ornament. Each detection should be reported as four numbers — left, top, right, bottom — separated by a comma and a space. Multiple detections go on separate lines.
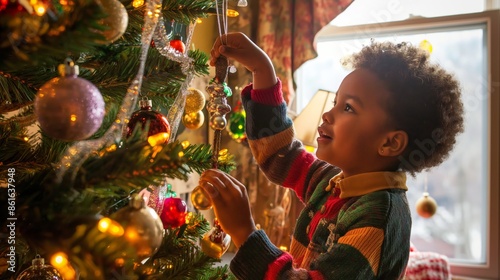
98, 0, 128, 43
34, 59, 105, 141
126, 98, 171, 143
169, 34, 186, 53
182, 111, 204, 130
160, 197, 187, 228
209, 115, 227, 130
111, 195, 164, 261
228, 109, 246, 142
190, 185, 212, 210
16, 255, 62, 280
416, 192, 438, 218
184, 88, 206, 114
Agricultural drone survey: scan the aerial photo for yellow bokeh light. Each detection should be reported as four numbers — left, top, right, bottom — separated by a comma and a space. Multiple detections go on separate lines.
70, 114, 77, 122
51, 252, 69, 267
125, 228, 138, 241
106, 144, 117, 152
148, 132, 170, 146
304, 145, 316, 153
115, 258, 125, 267
419, 39, 433, 54
34, 5, 46, 16
98, 217, 110, 232
227, 9, 239, 17
181, 140, 190, 149
98, 217, 124, 236
132, 0, 143, 7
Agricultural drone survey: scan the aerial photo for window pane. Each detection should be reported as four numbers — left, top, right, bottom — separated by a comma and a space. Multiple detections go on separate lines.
294, 26, 488, 263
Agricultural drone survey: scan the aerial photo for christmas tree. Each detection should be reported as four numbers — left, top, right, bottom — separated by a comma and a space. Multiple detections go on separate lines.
0, 0, 237, 278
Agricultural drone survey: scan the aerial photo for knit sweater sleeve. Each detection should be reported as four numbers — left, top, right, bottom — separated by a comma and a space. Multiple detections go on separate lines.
241, 80, 339, 202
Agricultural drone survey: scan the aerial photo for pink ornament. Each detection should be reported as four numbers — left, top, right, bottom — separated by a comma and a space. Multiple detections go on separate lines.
35, 59, 105, 141
160, 197, 187, 228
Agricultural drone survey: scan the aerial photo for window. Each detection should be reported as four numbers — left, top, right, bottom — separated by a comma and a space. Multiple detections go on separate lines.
294, 9, 500, 279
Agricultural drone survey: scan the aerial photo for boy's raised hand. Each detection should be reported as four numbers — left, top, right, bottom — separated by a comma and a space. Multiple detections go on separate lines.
198, 169, 257, 248
210, 32, 277, 90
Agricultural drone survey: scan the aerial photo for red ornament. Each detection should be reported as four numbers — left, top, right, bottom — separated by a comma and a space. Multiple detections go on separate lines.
1, 0, 31, 14
126, 98, 171, 143
169, 34, 185, 53
160, 197, 187, 228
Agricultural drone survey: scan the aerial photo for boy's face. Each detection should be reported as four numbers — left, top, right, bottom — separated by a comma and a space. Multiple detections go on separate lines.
316, 68, 395, 177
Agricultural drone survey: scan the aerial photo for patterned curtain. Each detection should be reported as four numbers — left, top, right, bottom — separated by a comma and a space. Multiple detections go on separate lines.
238, 0, 354, 104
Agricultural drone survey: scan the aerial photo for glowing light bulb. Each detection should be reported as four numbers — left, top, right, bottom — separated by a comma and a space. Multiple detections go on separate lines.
227, 9, 239, 17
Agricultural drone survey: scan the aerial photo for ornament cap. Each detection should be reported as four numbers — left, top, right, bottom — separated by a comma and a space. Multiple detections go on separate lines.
58, 58, 79, 76
32, 255, 45, 267
130, 194, 146, 209
173, 34, 183, 41
139, 98, 153, 109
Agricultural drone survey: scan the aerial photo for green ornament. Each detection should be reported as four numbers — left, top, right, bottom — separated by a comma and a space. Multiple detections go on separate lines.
223, 83, 232, 97
228, 110, 246, 141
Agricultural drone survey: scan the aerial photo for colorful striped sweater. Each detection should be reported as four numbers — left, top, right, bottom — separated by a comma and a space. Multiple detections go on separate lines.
230, 80, 412, 280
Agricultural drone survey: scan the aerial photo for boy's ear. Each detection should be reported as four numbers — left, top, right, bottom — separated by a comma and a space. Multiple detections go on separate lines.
379, 130, 408, 157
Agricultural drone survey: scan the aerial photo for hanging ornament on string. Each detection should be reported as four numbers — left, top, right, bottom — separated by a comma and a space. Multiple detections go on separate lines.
111, 194, 164, 261
191, 75, 232, 210
184, 88, 206, 113
227, 101, 246, 143
138, 180, 168, 214
169, 34, 186, 53
191, 0, 232, 212
159, 183, 188, 228
182, 111, 205, 130
193, 0, 233, 260
16, 254, 63, 280
126, 97, 171, 145
200, 218, 231, 259
416, 174, 438, 218
35, 58, 105, 141
97, 0, 128, 43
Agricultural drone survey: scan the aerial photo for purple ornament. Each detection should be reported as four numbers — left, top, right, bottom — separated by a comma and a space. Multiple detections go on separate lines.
35, 59, 105, 141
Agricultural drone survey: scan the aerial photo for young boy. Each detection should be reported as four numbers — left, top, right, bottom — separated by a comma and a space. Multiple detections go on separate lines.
199, 32, 464, 279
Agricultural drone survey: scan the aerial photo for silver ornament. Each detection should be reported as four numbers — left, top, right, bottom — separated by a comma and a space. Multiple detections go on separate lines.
209, 115, 227, 130
35, 59, 105, 141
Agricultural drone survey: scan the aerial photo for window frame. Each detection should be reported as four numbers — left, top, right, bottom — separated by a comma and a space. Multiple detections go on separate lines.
314, 10, 500, 279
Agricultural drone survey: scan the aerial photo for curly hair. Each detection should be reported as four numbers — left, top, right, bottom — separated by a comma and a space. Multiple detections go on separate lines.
341, 41, 464, 176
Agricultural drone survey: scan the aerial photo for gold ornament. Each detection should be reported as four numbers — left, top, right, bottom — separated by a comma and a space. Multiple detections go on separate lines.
200, 219, 231, 259
182, 111, 204, 130
190, 185, 212, 210
185, 88, 206, 113
416, 192, 438, 218
111, 195, 164, 261
16, 255, 63, 280
98, 0, 129, 43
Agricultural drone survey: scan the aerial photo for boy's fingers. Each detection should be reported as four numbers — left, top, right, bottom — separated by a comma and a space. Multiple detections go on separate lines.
200, 181, 219, 200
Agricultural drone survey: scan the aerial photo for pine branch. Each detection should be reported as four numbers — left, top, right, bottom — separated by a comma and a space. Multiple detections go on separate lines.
0, 0, 108, 71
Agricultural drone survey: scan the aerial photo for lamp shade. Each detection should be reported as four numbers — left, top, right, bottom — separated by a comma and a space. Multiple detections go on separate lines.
293, 89, 336, 148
